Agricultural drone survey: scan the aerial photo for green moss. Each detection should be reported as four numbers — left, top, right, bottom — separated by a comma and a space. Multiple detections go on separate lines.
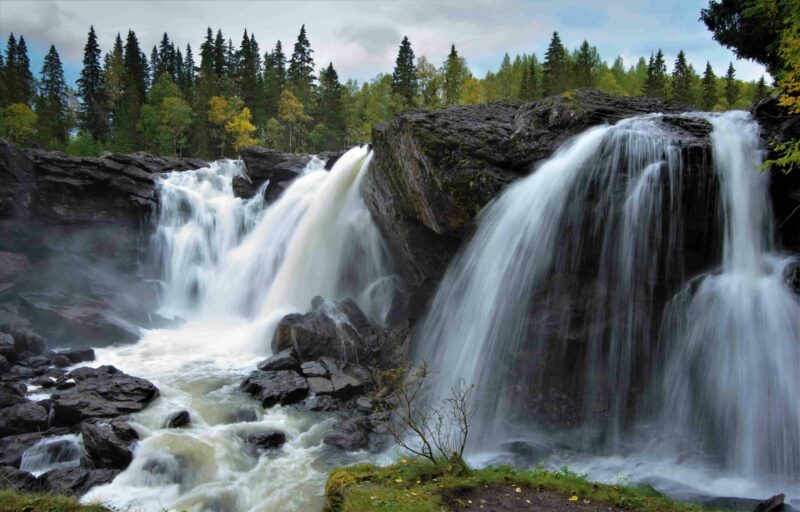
323, 460, 723, 512
0, 491, 111, 512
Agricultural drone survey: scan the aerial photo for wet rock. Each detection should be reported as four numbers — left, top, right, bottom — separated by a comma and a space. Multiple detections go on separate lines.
22, 354, 50, 368
0, 251, 30, 283
240, 370, 309, 408
499, 440, 553, 464
51, 354, 73, 368
0, 432, 44, 467
56, 348, 95, 364
307, 377, 335, 395
230, 407, 258, 423
164, 410, 191, 428
271, 297, 384, 365
0, 323, 47, 355
235, 147, 310, 200
0, 332, 16, 360
322, 358, 372, 399
256, 349, 299, 371
7, 364, 35, 379
0, 465, 42, 492
0, 401, 48, 436
784, 260, 800, 294
300, 360, 328, 377
0, 354, 8, 372
245, 430, 286, 450
355, 396, 374, 413
323, 419, 369, 450
303, 395, 343, 412
753, 494, 786, 512
39, 466, 120, 497
81, 421, 136, 470
0, 381, 27, 408
50, 365, 159, 427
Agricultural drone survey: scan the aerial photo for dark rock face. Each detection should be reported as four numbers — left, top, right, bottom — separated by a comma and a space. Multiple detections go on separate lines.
39, 466, 120, 497
0, 432, 46, 467
323, 419, 369, 450
240, 369, 309, 408
50, 365, 159, 426
271, 297, 385, 365
235, 146, 344, 202
245, 430, 286, 450
0, 465, 42, 492
365, 89, 710, 316
784, 260, 800, 294
257, 349, 299, 371
164, 410, 191, 428
0, 402, 48, 436
81, 421, 137, 470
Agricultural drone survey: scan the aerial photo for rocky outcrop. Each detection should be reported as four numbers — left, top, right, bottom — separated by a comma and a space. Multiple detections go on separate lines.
365, 89, 711, 316
80, 420, 138, 470
235, 146, 344, 202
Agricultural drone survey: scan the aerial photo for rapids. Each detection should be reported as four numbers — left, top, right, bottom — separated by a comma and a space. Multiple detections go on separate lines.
80, 146, 398, 511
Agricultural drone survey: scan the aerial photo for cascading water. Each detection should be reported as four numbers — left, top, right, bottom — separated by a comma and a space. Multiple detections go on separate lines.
82, 146, 399, 511
415, 111, 800, 498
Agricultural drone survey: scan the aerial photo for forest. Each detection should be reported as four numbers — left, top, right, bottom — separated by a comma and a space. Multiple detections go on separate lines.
0, 22, 774, 159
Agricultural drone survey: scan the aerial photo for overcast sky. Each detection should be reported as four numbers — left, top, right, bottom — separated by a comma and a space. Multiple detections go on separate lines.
0, 0, 770, 88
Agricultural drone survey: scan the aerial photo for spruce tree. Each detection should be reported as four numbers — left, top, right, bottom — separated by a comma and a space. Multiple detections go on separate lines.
573, 40, 599, 88
9, 35, 36, 106
519, 64, 531, 101
104, 34, 125, 122
180, 44, 196, 94
264, 40, 286, 118
753, 75, 768, 101
3, 34, 18, 106
700, 61, 718, 111
443, 44, 466, 105
77, 26, 109, 140
157, 33, 176, 80
724, 62, 739, 108
115, 30, 147, 149
288, 25, 315, 106
193, 33, 218, 157
671, 50, 693, 104
0, 51, 6, 107
392, 36, 418, 106
213, 29, 226, 77
316, 62, 345, 148
36, 45, 70, 146
543, 32, 571, 96
237, 30, 260, 116
644, 50, 667, 98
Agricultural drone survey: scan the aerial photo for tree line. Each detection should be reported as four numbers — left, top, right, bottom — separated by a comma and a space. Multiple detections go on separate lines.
0, 24, 772, 158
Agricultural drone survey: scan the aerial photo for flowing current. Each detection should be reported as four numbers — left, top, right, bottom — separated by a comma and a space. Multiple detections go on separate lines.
81, 146, 398, 511
417, 111, 800, 500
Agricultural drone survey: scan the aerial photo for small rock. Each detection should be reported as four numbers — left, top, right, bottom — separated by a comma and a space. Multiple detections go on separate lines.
230, 407, 258, 423
245, 430, 286, 450
300, 360, 328, 377
51, 354, 73, 368
240, 370, 309, 408
355, 396, 374, 413
57, 349, 96, 364
0, 333, 16, 361
307, 377, 334, 395
753, 494, 785, 512
0, 382, 28, 408
81, 422, 135, 470
256, 350, 299, 371
323, 419, 369, 450
303, 395, 343, 412
164, 410, 191, 428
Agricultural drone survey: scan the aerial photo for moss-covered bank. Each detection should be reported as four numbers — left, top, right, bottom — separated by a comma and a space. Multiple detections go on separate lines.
0, 491, 110, 512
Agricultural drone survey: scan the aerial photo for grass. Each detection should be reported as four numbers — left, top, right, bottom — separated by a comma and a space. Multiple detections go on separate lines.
324, 459, 723, 512
0, 490, 111, 512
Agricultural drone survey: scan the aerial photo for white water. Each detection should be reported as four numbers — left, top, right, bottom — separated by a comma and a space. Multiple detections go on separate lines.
416, 111, 800, 500
82, 146, 398, 511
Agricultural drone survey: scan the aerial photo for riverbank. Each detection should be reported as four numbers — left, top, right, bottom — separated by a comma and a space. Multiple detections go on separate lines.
324, 460, 731, 512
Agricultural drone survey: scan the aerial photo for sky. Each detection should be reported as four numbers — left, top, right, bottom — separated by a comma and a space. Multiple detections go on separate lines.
0, 0, 770, 89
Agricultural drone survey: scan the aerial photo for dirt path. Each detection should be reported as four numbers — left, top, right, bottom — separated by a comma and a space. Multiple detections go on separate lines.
441, 484, 626, 512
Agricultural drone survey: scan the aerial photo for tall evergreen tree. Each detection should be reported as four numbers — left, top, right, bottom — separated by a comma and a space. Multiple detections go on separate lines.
671, 50, 693, 104
543, 32, 571, 96
179, 44, 196, 93
288, 25, 315, 105
724, 62, 739, 107
753, 75, 768, 101
36, 45, 70, 145
104, 34, 125, 122
237, 29, 260, 116
392, 36, 418, 106
264, 40, 286, 118
6, 35, 36, 106
315, 62, 345, 148
115, 30, 147, 149
443, 44, 466, 105
149, 46, 159, 86
213, 29, 226, 77
77, 26, 109, 140
157, 33, 176, 80
0, 51, 6, 107
644, 50, 667, 97
573, 40, 600, 88
700, 61, 718, 111
3, 34, 18, 106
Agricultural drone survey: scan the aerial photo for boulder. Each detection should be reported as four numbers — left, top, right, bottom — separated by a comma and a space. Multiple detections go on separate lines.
365, 89, 710, 316
784, 259, 800, 294
0, 465, 42, 492
0, 323, 47, 355
307, 377, 335, 395
257, 349, 299, 371
0, 402, 48, 436
38, 466, 120, 497
50, 365, 159, 427
55, 348, 95, 364
0, 382, 26, 408
235, 147, 310, 200
271, 297, 384, 365
164, 410, 191, 428
0, 333, 16, 360
51, 354, 73, 368
240, 370, 309, 408
322, 358, 372, 399
245, 430, 286, 450
0, 432, 45, 467
81, 421, 137, 470
323, 419, 369, 450
300, 360, 328, 377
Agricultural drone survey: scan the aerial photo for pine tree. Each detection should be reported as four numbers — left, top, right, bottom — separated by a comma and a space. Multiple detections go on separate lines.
114, 30, 147, 149
724, 62, 739, 108
3, 34, 18, 106
644, 50, 667, 98
193, 33, 218, 158
288, 25, 315, 106
179, 44, 196, 94
443, 44, 466, 105
392, 36, 418, 106
754, 75, 769, 101
36, 45, 70, 145
237, 30, 260, 117
671, 50, 693, 104
213, 29, 226, 77
543, 32, 571, 96
5, 35, 36, 106
264, 40, 287, 119
0, 51, 6, 107
315, 62, 345, 149
700, 61, 718, 110
77, 26, 109, 140
157, 33, 176, 81
573, 40, 599, 88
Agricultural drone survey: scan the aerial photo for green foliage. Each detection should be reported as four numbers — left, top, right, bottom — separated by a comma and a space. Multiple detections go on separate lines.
671, 51, 694, 104
644, 50, 668, 98
443, 45, 469, 105
724, 62, 739, 107
3, 102, 37, 144
65, 130, 105, 156
0, 490, 110, 512
140, 75, 193, 155
324, 460, 723, 512
543, 32, 572, 95
288, 25, 315, 107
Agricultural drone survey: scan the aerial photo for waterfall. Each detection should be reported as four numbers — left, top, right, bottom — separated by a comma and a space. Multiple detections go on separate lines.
415, 111, 800, 488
